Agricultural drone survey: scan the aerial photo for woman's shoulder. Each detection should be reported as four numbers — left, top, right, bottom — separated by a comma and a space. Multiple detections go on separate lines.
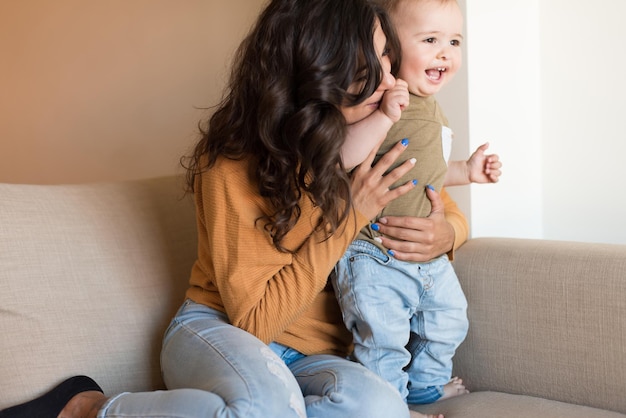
212, 154, 252, 171
202, 155, 256, 184
196, 155, 250, 196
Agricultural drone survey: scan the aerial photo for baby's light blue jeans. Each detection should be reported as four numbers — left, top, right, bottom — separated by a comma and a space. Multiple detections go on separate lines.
97, 299, 408, 417
333, 240, 468, 404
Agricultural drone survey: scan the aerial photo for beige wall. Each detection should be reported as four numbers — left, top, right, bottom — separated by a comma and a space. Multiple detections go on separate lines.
0, 0, 266, 184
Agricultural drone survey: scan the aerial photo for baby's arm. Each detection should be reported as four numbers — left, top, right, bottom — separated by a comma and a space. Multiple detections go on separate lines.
341, 79, 408, 170
444, 142, 502, 186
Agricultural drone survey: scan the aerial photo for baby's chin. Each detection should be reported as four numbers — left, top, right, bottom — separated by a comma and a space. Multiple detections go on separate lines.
410, 87, 438, 98
412, 80, 448, 97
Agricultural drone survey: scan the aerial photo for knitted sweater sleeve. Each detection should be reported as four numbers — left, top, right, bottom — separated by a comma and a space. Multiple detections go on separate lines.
189, 157, 368, 344
441, 187, 469, 260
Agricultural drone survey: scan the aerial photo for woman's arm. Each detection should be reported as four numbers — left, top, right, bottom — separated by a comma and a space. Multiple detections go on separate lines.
195, 141, 416, 343
193, 159, 356, 343
441, 187, 469, 253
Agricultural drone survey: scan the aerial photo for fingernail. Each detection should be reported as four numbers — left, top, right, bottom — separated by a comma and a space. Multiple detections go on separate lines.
371, 223, 380, 231
412, 179, 418, 186
427, 184, 435, 191
401, 138, 409, 146
374, 237, 383, 243
409, 158, 416, 164
387, 249, 395, 257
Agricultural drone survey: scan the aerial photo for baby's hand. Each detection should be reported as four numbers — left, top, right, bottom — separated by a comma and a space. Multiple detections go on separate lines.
379, 79, 409, 123
467, 142, 502, 183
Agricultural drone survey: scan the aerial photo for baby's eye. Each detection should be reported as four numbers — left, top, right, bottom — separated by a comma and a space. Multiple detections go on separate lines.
451, 39, 461, 47
424, 37, 436, 44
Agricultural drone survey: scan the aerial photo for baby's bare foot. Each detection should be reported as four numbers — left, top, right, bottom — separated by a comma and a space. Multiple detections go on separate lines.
410, 410, 444, 418
438, 376, 469, 402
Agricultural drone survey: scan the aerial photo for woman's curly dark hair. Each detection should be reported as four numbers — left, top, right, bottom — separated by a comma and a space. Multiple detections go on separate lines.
182, 0, 401, 252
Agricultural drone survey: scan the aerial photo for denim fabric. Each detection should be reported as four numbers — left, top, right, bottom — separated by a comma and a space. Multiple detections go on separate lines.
333, 240, 468, 404
269, 341, 307, 365
100, 300, 409, 417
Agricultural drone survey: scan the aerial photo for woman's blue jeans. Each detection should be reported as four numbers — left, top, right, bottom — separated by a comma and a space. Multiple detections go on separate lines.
98, 299, 409, 418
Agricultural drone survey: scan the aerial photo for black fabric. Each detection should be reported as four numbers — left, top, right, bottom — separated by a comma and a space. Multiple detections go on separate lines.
0, 375, 102, 418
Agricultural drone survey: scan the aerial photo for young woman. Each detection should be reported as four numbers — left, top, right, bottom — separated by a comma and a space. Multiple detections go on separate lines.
1, 1, 455, 416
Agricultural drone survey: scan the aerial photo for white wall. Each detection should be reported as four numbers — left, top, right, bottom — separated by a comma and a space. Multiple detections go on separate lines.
540, 1, 626, 245
442, 0, 626, 245
467, 0, 543, 240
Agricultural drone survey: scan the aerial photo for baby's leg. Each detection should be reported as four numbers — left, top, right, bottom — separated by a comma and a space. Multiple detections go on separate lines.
333, 242, 419, 400
406, 257, 469, 404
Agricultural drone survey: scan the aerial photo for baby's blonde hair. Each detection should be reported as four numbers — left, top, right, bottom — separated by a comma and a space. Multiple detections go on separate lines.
376, 0, 458, 17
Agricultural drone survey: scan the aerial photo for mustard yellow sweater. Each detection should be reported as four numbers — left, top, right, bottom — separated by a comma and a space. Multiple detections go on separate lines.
186, 156, 468, 356
440, 188, 469, 260
186, 156, 369, 356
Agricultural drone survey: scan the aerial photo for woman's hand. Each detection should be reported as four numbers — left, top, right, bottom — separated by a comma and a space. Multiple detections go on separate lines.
350, 139, 417, 221
373, 186, 455, 262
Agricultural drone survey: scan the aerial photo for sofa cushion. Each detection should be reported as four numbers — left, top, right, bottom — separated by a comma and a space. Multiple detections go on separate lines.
413, 392, 626, 418
0, 176, 196, 408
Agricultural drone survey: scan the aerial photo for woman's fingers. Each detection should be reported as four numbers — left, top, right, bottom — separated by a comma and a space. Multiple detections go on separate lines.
350, 139, 417, 220
369, 138, 410, 178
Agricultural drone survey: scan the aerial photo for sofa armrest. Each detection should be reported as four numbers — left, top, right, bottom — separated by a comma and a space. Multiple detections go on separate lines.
451, 237, 626, 414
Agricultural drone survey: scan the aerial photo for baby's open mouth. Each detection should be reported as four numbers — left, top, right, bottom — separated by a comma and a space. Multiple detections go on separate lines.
426, 67, 446, 81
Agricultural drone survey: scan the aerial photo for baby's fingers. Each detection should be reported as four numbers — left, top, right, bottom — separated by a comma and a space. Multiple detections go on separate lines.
487, 157, 502, 170
487, 166, 502, 182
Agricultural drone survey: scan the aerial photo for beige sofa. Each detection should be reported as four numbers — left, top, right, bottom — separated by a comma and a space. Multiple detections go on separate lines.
1, 176, 625, 417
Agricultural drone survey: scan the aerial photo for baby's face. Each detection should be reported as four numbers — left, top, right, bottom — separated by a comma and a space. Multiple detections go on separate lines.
393, 0, 464, 97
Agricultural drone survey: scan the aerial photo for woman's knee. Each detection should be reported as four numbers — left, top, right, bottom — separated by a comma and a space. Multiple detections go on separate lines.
161, 319, 306, 417
295, 356, 408, 418
351, 369, 408, 417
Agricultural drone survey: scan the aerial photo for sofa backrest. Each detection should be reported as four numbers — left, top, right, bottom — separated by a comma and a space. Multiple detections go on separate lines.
452, 237, 626, 414
0, 176, 197, 408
